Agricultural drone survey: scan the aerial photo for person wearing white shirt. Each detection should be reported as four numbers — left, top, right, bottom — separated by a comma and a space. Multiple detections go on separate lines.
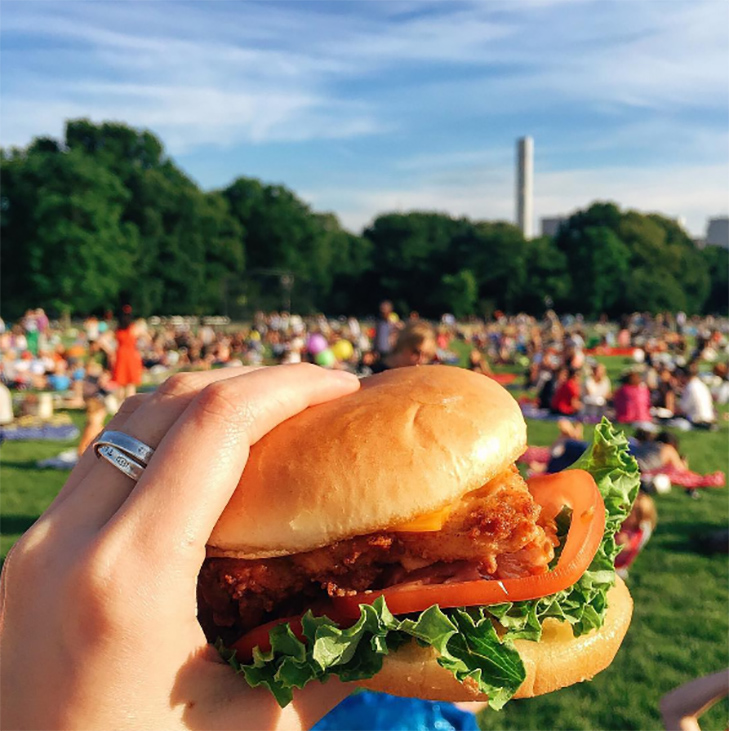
678, 364, 716, 427
583, 363, 612, 416
585, 363, 612, 401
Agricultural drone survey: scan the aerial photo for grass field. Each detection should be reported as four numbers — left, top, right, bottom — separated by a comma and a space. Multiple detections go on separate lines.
1, 361, 727, 730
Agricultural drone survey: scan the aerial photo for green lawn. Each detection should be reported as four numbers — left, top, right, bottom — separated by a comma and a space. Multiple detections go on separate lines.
1, 385, 727, 730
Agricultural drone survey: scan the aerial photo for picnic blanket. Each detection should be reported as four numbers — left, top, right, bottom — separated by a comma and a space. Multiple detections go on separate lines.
519, 404, 602, 424
37, 449, 79, 470
519, 444, 725, 489
643, 465, 725, 489
584, 347, 637, 356
1, 424, 79, 441
488, 373, 517, 386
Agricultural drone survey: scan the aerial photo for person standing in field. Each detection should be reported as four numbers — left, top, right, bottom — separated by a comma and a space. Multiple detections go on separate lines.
112, 306, 143, 400
374, 300, 395, 357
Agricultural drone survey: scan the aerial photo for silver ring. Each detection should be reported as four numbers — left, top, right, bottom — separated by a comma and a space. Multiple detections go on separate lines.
94, 430, 155, 466
96, 445, 146, 481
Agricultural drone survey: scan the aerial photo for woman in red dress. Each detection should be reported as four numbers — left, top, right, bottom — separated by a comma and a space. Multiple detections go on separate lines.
112, 307, 143, 399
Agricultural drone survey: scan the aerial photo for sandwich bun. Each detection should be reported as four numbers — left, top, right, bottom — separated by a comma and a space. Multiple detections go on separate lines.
358, 576, 633, 701
208, 366, 526, 558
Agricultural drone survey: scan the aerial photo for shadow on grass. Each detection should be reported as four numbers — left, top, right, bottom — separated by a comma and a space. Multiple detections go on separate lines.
0, 514, 40, 534
660, 535, 729, 555
0, 459, 45, 471
656, 521, 729, 555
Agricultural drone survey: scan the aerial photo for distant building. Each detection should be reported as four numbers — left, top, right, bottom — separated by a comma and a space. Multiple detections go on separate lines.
516, 137, 533, 239
706, 217, 729, 248
541, 216, 567, 238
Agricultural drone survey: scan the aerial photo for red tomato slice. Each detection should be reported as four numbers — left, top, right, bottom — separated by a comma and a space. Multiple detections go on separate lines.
231, 616, 304, 660
231, 605, 352, 661
333, 469, 605, 618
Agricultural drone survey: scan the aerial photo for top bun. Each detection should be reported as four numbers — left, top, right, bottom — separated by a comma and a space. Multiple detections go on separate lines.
208, 365, 526, 558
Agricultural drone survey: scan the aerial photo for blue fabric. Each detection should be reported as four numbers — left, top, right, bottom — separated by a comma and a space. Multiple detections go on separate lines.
48, 374, 71, 391
519, 404, 601, 424
313, 692, 480, 731
0, 425, 79, 441
547, 439, 589, 473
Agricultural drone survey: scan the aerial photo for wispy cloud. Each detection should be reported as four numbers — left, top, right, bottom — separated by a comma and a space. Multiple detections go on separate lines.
3, 0, 727, 148
1, 0, 727, 234
0, 2, 379, 150
304, 161, 729, 237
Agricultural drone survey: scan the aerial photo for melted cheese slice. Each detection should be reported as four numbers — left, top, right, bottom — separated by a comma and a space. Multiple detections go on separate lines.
389, 505, 453, 532
388, 474, 501, 532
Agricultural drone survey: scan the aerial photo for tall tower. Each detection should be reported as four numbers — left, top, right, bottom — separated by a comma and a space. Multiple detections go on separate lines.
516, 136, 534, 239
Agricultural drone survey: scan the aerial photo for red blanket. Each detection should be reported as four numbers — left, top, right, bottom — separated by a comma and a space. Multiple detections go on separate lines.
643, 465, 725, 488
584, 347, 637, 356
488, 373, 517, 386
518, 446, 725, 489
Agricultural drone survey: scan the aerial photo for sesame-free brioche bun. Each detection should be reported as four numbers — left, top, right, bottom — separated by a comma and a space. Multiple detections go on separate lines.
208, 366, 526, 558
358, 576, 633, 701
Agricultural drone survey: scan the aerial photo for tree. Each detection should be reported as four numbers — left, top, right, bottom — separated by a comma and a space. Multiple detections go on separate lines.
553, 202, 711, 316
223, 178, 332, 312
1, 146, 137, 318
65, 119, 164, 176
364, 212, 469, 315
314, 213, 373, 314
452, 222, 528, 314
126, 166, 244, 315
617, 212, 709, 313
519, 236, 571, 314
63, 120, 245, 316
3, 120, 721, 320
439, 269, 478, 318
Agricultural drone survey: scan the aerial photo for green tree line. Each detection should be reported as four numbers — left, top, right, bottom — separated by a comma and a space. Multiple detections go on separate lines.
1, 120, 726, 320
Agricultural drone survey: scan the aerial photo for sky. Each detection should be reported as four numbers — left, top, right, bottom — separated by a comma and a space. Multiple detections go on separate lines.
2, 0, 728, 237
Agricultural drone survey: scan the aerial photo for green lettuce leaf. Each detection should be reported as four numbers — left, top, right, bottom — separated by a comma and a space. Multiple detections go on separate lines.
218, 418, 639, 708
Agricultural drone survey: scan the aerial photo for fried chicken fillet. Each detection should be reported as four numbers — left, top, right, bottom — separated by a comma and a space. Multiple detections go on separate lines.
198, 467, 557, 642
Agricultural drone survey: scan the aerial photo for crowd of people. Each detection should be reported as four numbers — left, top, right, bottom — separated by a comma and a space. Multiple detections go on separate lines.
1, 305, 727, 438
517, 312, 728, 430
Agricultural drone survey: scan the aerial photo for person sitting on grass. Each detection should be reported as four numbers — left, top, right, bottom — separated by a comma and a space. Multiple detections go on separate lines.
651, 366, 678, 418
675, 363, 716, 429
630, 428, 686, 474
545, 419, 588, 474
615, 492, 657, 579
550, 367, 582, 416
613, 371, 652, 426
583, 363, 612, 417
467, 348, 493, 376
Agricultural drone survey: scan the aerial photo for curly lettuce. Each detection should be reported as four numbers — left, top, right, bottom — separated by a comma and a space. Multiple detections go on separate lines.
218, 418, 639, 708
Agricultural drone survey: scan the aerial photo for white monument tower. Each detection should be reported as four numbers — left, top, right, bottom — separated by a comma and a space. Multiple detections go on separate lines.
516, 136, 534, 239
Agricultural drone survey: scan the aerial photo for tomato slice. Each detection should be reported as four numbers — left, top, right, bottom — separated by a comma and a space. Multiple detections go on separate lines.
333, 469, 605, 618
230, 605, 352, 661
231, 616, 304, 660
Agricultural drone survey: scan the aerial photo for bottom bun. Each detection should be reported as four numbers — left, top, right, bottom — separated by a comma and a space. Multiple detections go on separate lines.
357, 576, 632, 702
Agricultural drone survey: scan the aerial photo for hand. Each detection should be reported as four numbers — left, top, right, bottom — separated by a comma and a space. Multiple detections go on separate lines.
660, 669, 729, 731
0, 364, 360, 730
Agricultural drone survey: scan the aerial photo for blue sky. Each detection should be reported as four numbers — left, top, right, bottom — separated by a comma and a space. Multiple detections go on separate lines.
2, 0, 728, 236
